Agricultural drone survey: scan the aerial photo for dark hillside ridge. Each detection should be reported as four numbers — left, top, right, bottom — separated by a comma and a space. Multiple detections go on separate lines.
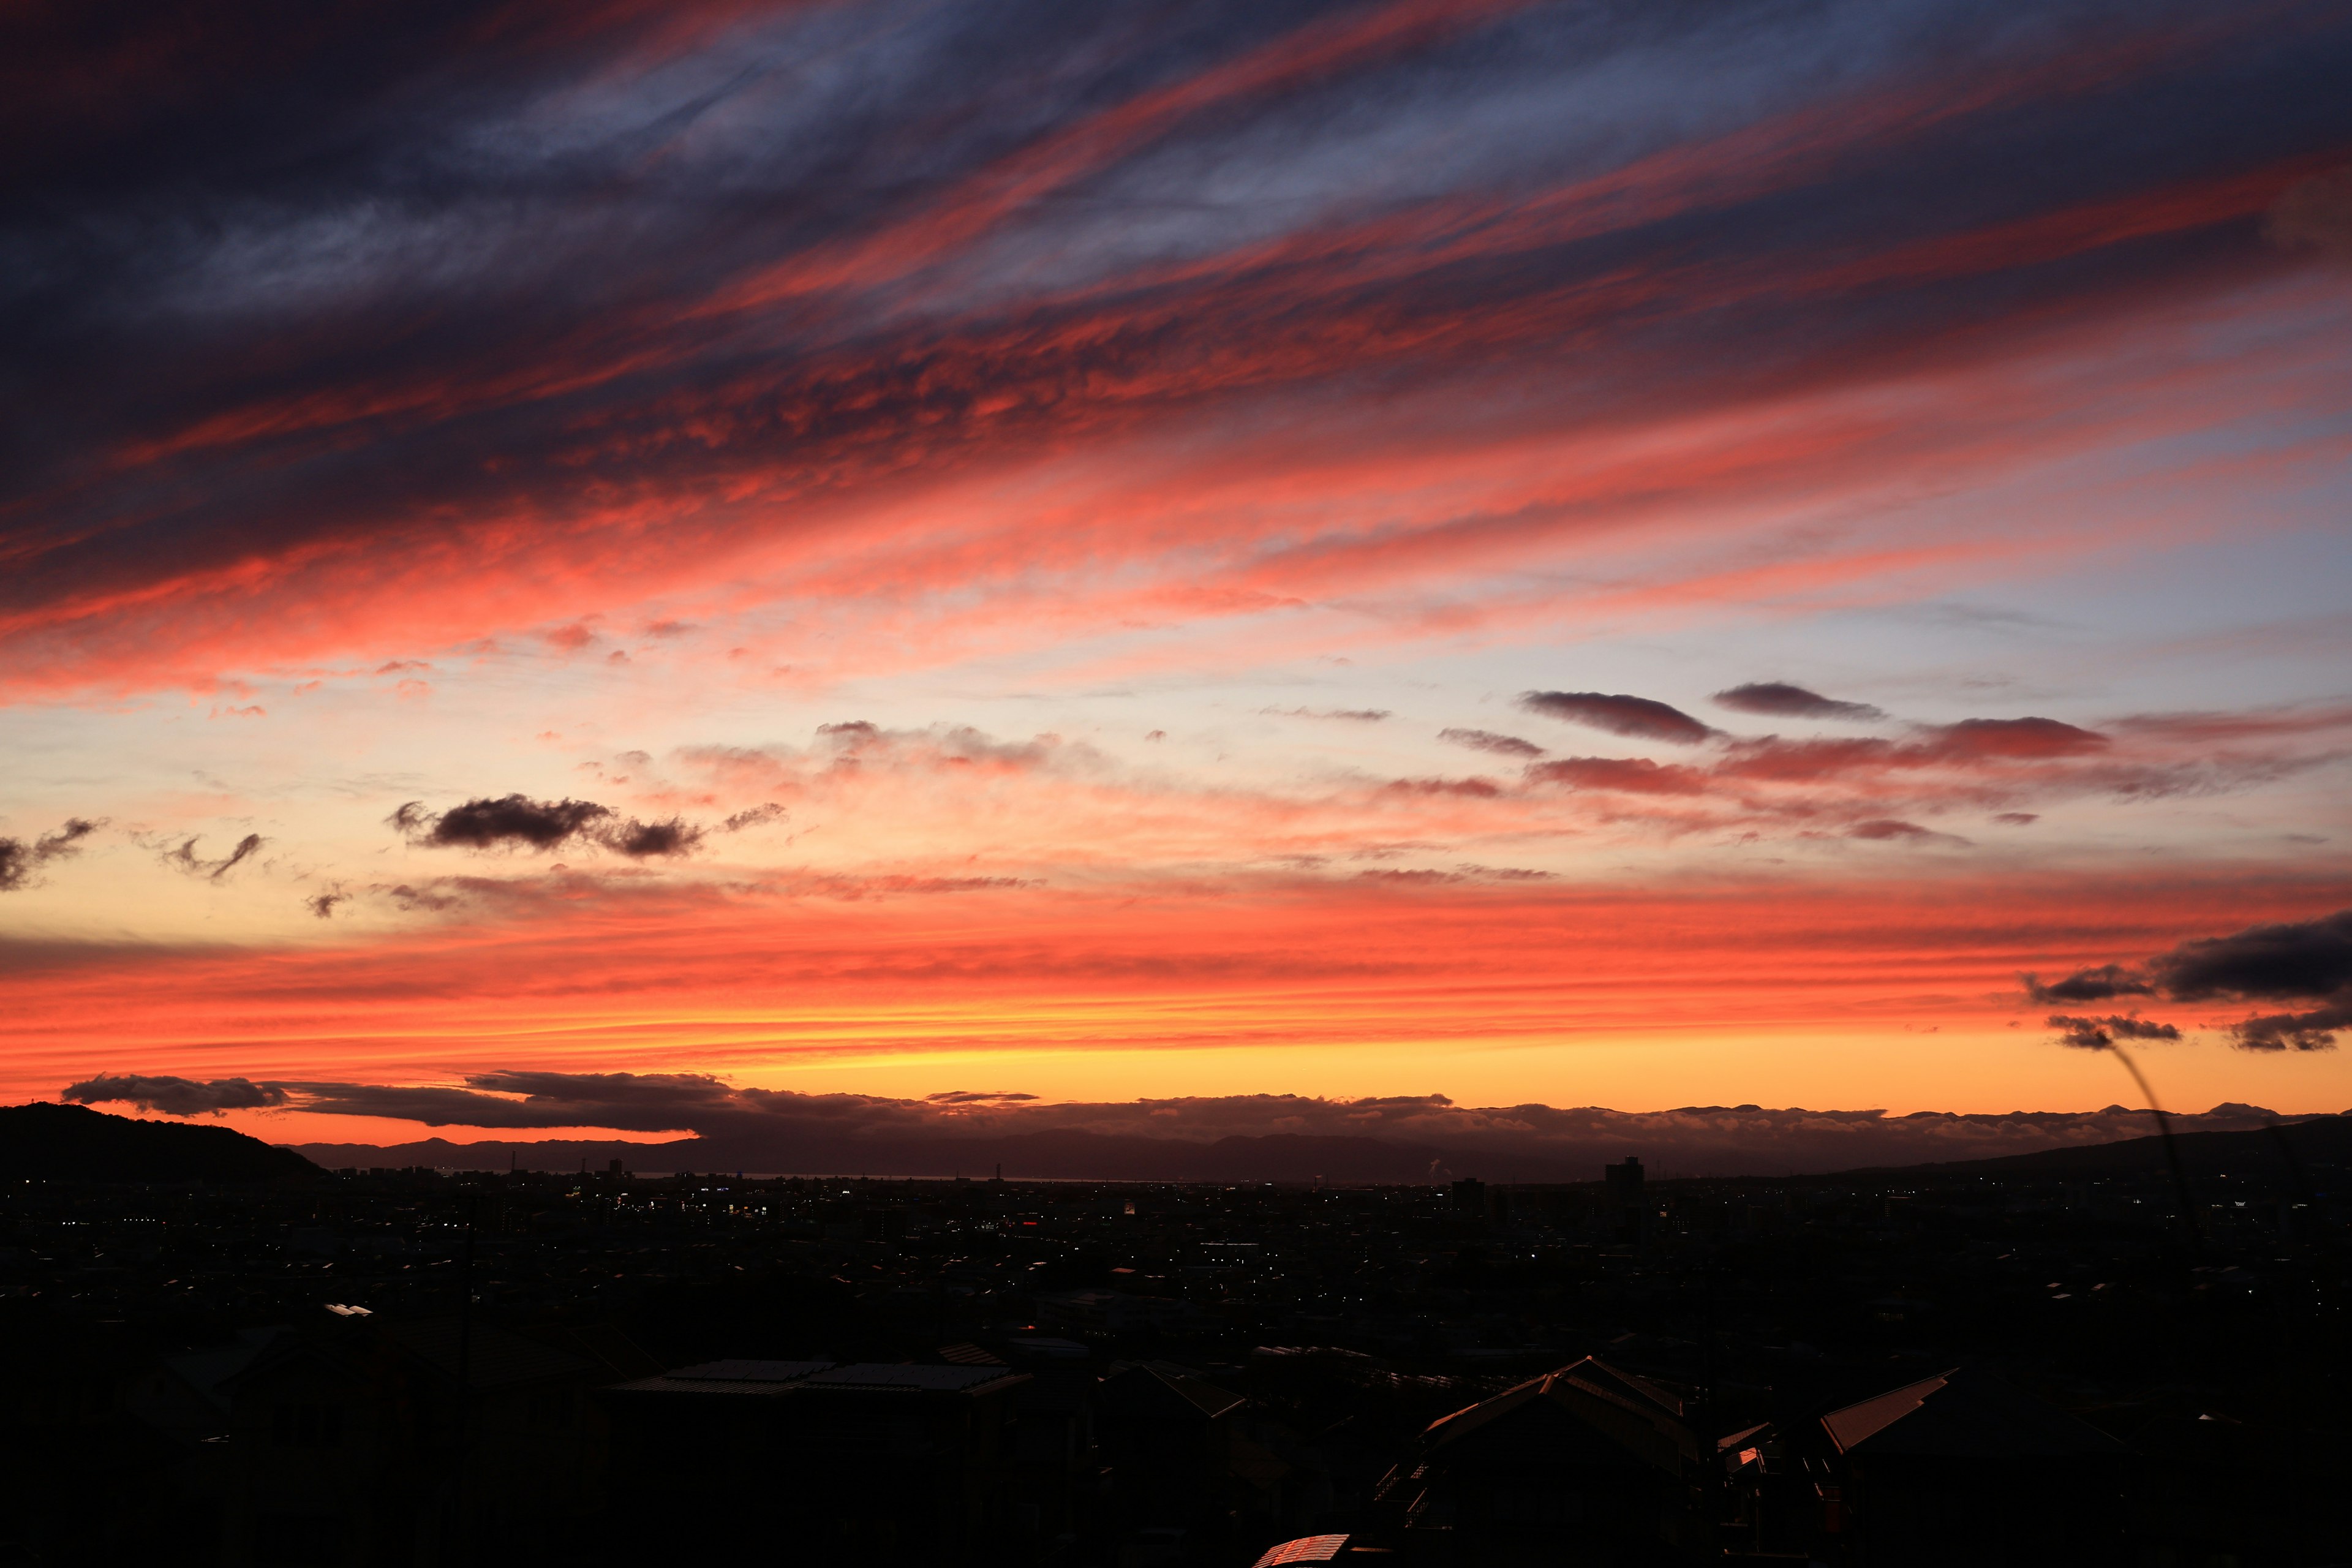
287, 1130, 1485, 1182
284, 1113, 2352, 1185
1865, 1113, 2352, 1180
0, 1102, 316, 1182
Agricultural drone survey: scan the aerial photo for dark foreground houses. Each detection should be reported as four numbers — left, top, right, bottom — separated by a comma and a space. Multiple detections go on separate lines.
1, 1117, 2346, 1566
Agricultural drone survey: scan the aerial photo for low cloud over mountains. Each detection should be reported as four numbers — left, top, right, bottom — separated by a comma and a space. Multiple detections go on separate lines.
60, 1070, 2331, 1180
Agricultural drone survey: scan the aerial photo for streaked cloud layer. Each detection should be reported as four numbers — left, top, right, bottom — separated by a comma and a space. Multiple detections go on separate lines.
5, 0, 2350, 1140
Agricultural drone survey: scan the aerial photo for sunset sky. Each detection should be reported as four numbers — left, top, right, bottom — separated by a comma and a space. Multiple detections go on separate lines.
6, 0, 2351, 1152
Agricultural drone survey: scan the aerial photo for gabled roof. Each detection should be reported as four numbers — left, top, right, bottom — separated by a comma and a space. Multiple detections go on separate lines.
1421, 1374, 1550, 1446
1420, 1356, 1698, 1474
1822, 1366, 2130, 1460
1552, 1357, 1684, 1422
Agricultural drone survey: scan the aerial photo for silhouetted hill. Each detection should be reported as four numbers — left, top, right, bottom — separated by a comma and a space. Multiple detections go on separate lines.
0, 1102, 316, 1182
1866, 1113, 2352, 1180
287, 1129, 1526, 1182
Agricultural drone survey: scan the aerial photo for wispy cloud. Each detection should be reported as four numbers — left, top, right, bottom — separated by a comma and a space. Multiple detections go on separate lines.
0, 819, 101, 892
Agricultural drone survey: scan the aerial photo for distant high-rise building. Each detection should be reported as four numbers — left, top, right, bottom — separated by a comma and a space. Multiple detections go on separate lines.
1605, 1157, 1646, 1244
1604, 1155, 1644, 1202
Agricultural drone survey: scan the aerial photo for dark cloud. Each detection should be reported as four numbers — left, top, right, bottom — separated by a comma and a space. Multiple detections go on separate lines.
1525, 756, 1706, 794
162, 832, 264, 881
263, 1069, 744, 1131
397, 794, 609, 850
2023, 963, 2158, 1005
0, 817, 100, 891
1993, 812, 2039, 825
395, 794, 703, 858
1712, 682, 1885, 721
306, 890, 348, 919
607, 816, 703, 858
2, 0, 2345, 712
1439, 727, 1544, 757
2047, 1014, 2183, 1050
2026, 909, 2352, 1051
1713, 718, 2112, 783
2223, 1004, 2348, 1053
2146, 907, 2352, 1052
1519, 692, 1716, 745
63, 1073, 287, 1116
720, 804, 788, 832
1265, 707, 1390, 722
1383, 777, 1502, 798
2148, 908, 2352, 1001
925, 1090, 1039, 1104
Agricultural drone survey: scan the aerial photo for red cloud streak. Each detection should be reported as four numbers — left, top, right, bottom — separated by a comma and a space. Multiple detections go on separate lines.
9, 867, 2348, 1106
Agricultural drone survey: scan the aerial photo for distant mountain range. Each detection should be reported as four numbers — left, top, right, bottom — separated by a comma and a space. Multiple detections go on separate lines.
282, 1112, 2352, 1184
9, 1101, 2345, 1186
0, 1102, 316, 1182
287, 1129, 1468, 1182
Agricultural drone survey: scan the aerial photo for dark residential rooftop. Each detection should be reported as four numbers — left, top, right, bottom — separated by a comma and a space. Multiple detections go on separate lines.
1823, 1363, 2132, 1459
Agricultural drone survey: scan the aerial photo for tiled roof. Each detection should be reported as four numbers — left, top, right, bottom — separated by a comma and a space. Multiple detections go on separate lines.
1420, 1376, 1547, 1444
1554, 1357, 1684, 1420
1251, 1534, 1350, 1568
